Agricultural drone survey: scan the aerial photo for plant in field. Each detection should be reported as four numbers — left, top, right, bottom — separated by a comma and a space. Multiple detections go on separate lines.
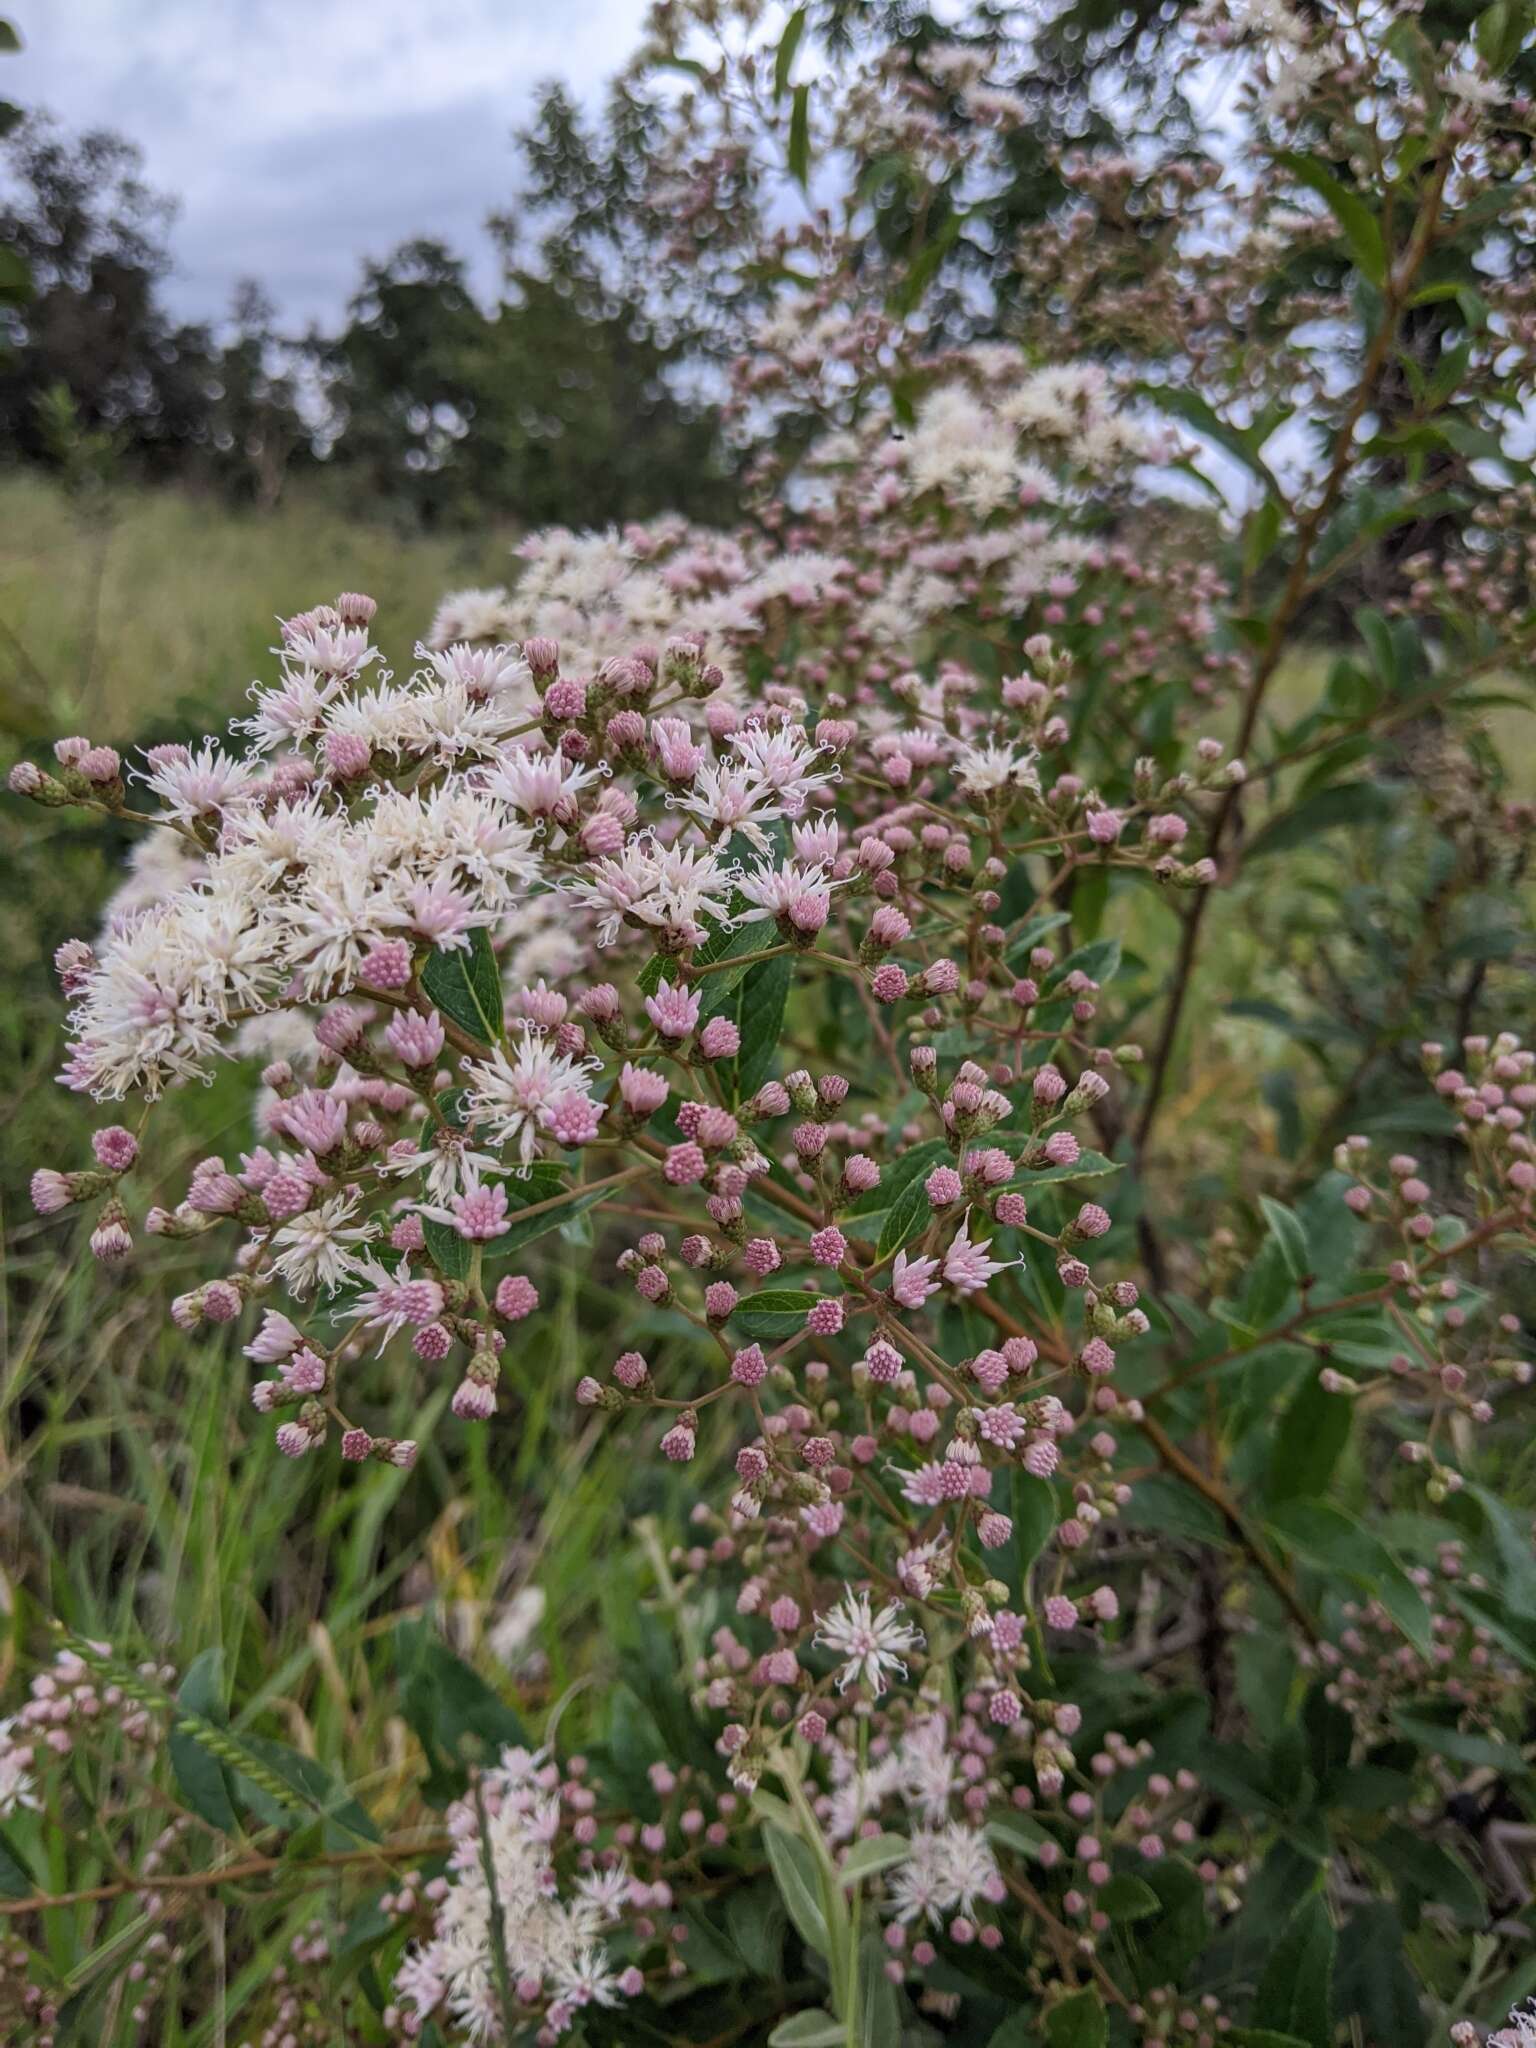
3, 0, 1536, 2044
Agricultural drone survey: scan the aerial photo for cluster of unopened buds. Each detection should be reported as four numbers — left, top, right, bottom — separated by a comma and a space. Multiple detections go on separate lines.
1125, 1987, 1234, 2047
1302, 1544, 1515, 1742
1330, 1034, 1536, 1498
0, 1643, 166, 1807
234, 1922, 360, 2048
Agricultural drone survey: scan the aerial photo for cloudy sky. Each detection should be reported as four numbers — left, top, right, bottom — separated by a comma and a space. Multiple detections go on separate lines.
11, 0, 652, 330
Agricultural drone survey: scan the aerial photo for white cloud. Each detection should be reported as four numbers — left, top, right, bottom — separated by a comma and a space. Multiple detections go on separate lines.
9, 0, 650, 326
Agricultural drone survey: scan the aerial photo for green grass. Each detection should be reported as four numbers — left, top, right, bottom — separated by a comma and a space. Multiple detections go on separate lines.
0, 471, 514, 745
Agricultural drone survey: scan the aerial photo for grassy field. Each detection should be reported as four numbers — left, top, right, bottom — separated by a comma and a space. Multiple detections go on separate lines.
0, 473, 515, 746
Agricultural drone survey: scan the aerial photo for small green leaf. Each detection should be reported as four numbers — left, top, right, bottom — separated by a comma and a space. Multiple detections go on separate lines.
1047, 937, 1122, 989
787, 82, 812, 189
735, 952, 791, 1098
1001, 1471, 1057, 1599
1011, 1148, 1122, 1191
1142, 383, 1284, 494
1244, 782, 1397, 862
876, 1170, 935, 1260
1267, 1500, 1431, 1654
1372, 1823, 1484, 1924
845, 1136, 946, 1220
1265, 1368, 1352, 1506
1391, 1709, 1520, 1770
420, 927, 503, 1046
1046, 1987, 1107, 2048
1255, 1893, 1335, 2048
774, 5, 806, 98
492, 1180, 614, 1257
1277, 150, 1386, 284
0, 1825, 34, 1899
169, 1648, 240, 1833
769, 2015, 844, 2047
764, 1824, 829, 1959
1258, 1197, 1311, 1286
838, 1833, 908, 1886
397, 1622, 528, 1787
422, 1215, 473, 1280
733, 1289, 823, 1338
1096, 1873, 1161, 1922
987, 1814, 1055, 1860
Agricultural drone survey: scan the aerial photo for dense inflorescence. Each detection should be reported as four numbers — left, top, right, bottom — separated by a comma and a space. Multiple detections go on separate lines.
6, 0, 1536, 2039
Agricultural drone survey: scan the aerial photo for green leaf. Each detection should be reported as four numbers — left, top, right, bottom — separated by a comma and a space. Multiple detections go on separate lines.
1014, 1148, 1122, 1190
1268, 1500, 1431, 1654
734, 1289, 822, 1338
1124, 1858, 1209, 1989
774, 5, 806, 98
1277, 150, 1386, 284
1142, 383, 1284, 495
169, 1647, 240, 1834
846, 1137, 947, 1219
420, 927, 503, 1046
1258, 1197, 1312, 1287
422, 1215, 472, 1280
1265, 1368, 1352, 1506
1391, 1709, 1521, 1771
1244, 782, 1397, 862
1255, 1893, 1335, 2048
1001, 1471, 1057, 1599
735, 952, 792, 1098
1301, 1681, 1352, 1793
787, 82, 812, 190
1096, 1873, 1161, 1923
876, 1169, 935, 1260
1243, 496, 1284, 575
232, 1733, 380, 1848
987, 1814, 1055, 1860
1121, 1473, 1229, 1547
0, 22, 19, 52
1372, 1823, 1484, 1924
1006, 908, 1072, 962
1475, 0, 1530, 72
765, 1824, 830, 1959
1332, 1902, 1427, 2045
838, 1833, 908, 1886
769, 2016, 844, 2047
892, 206, 964, 317
697, 918, 773, 1016
1046, 1988, 1107, 2048
493, 1180, 614, 1257
1048, 936, 1121, 989
0, 1825, 34, 1899
726, 1879, 787, 1978
1227, 2035, 1313, 2048
856, 1930, 902, 2045
397, 1622, 528, 1790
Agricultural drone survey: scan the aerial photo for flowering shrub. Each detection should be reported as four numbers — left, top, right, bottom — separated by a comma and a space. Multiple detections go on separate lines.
4, 0, 1536, 2043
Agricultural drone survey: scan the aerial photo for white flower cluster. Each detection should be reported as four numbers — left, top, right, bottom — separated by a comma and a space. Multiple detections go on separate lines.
429, 356, 1161, 674
394, 1746, 634, 2039
821, 1708, 1004, 1928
